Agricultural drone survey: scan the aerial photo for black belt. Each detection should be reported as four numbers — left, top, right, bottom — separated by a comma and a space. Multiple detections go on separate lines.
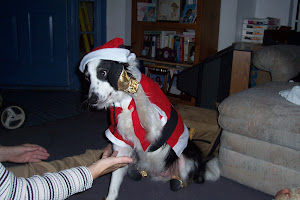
148, 106, 178, 152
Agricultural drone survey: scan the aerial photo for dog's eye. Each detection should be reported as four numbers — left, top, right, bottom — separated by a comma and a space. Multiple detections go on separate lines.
98, 69, 107, 78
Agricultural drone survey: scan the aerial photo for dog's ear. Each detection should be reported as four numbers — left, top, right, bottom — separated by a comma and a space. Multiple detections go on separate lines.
107, 62, 124, 91
118, 44, 133, 51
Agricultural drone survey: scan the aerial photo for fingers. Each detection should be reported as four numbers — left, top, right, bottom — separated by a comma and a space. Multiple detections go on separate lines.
101, 143, 113, 159
110, 151, 118, 157
275, 188, 290, 198
21, 144, 49, 154
88, 155, 133, 179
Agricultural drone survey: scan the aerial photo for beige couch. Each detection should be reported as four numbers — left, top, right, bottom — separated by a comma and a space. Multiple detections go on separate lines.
217, 45, 300, 196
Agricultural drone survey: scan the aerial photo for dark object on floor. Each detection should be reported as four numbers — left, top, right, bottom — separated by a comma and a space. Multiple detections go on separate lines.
177, 45, 233, 109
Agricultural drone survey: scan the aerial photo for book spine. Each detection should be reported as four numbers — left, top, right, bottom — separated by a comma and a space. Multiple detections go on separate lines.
168, 34, 174, 49
151, 36, 156, 58
179, 36, 184, 62
174, 36, 180, 62
183, 36, 191, 62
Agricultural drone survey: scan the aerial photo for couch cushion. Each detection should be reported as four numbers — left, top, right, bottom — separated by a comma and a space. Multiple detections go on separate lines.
220, 130, 300, 172
252, 45, 300, 81
218, 82, 300, 151
219, 147, 300, 196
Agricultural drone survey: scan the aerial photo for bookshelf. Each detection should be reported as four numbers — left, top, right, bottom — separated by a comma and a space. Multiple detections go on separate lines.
131, 0, 221, 65
131, 0, 221, 105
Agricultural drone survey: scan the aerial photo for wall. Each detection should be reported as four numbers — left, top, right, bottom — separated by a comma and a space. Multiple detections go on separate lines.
218, 0, 293, 51
235, 0, 257, 42
255, 0, 291, 25
217, 0, 238, 51
107, 0, 132, 45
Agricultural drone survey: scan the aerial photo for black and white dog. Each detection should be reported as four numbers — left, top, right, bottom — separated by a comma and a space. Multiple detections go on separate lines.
79, 38, 220, 200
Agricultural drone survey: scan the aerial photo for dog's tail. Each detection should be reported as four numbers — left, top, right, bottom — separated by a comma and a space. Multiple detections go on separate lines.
204, 157, 220, 181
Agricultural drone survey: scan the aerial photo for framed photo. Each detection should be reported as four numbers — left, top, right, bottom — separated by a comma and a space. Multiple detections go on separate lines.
144, 4, 157, 22
187, 42, 195, 64
155, 47, 177, 62
137, 3, 156, 22
157, 0, 180, 21
180, 4, 196, 23
147, 68, 169, 92
167, 74, 181, 95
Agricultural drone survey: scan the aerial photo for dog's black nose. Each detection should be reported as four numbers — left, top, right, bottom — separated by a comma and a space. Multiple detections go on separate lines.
88, 92, 98, 105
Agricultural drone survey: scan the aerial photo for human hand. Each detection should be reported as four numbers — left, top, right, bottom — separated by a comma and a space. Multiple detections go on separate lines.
0, 144, 50, 163
88, 151, 132, 180
101, 143, 113, 159
274, 188, 290, 199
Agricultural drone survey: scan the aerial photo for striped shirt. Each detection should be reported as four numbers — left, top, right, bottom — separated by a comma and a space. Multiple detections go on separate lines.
0, 162, 93, 199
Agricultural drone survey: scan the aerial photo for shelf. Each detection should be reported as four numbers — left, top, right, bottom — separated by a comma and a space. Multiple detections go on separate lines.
135, 21, 197, 30
137, 57, 193, 68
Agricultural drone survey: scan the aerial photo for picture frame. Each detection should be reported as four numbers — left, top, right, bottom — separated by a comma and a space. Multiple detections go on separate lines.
147, 68, 170, 92
180, 4, 196, 23
187, 42, 195, 64
167, 74, 181, 95
157, 0, 180, 21
155, 47, 177, 62
137, 3, 157, 22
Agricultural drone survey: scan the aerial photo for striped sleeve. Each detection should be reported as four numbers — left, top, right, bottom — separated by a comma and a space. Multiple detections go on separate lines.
0, 162, 93, 200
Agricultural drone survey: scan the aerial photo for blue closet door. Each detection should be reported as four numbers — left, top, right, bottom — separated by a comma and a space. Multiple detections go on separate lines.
0, 0, 69, 87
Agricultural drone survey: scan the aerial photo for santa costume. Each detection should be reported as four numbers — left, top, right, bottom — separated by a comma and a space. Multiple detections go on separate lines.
79, 38, 189, 157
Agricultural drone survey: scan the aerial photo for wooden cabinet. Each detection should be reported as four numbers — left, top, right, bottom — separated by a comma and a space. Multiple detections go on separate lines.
131, 0, 221, 66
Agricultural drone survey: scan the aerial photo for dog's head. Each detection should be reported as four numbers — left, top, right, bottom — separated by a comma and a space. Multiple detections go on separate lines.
84, 59, 131, 109
79, 38, 141, 110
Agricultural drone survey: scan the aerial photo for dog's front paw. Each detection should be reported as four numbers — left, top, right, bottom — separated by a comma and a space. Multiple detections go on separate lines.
105, 194, 117, 200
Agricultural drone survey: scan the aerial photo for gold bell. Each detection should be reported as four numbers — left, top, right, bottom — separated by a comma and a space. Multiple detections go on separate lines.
118, 68, 139, 94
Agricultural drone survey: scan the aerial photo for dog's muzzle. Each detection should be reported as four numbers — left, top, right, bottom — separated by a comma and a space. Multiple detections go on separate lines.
87, 92, 98, 105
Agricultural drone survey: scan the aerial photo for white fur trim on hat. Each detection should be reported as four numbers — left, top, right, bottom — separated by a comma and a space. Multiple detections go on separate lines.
79, 48, 136, 72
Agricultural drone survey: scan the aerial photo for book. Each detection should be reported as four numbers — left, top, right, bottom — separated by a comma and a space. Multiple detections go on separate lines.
179, 36, 184, 62
180, 4, 196, 23
160, 31, 177, 48
174, 35, 180, 62
242, 30, 264, 37
241, 35, 263, 44
157, 0, 180, 21
242, 23, 278, 30
151, 36, 156, 58
243, 17, 280, 26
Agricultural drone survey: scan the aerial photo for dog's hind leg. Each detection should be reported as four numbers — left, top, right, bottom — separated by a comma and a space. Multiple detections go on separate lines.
170, 154, 195, 191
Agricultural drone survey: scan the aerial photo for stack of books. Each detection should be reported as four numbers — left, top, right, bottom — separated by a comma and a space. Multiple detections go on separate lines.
241, 17, 279, 44
141, 30, 195, 63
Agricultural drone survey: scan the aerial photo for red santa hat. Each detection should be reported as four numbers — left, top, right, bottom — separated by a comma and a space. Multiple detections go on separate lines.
79, 37, 136, 72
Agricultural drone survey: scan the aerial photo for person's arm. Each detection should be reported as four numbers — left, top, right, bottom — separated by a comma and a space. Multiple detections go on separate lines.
0, 144, 50, 163
0, 151, 132, 200
0, 162, 92, 199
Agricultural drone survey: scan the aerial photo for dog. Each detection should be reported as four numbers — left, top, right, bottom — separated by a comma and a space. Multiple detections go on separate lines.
79, 38, 220, 200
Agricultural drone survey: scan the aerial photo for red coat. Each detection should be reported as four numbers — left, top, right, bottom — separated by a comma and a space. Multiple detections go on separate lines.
105, 74, 189, 157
